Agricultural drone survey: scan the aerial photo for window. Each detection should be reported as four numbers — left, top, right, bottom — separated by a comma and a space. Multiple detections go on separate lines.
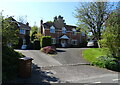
71, 40, 77, 45
72, 28, 76, 35
51, 38, 56, 44
20, 29, 26, 34
62, 27, 66, 34
50, 26, 55, 33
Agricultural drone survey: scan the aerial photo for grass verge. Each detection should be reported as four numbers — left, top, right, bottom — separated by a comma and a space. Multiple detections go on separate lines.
82, 48, 108, 63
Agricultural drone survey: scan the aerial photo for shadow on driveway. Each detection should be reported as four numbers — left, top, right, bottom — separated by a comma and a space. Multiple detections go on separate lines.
56, 49, 66, 52
2, 63, 60, 85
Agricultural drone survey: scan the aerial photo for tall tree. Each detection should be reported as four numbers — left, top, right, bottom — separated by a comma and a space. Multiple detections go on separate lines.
2, 17, 19, 46
100, 2, 120, 57
75, 2, 114, 40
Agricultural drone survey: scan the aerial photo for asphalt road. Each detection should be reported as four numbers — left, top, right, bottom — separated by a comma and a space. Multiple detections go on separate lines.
15, 48, 119, 84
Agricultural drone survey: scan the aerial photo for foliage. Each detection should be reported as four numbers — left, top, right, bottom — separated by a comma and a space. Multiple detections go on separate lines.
98, 39, 107, 48
46, 21, 53, 23
25, 34, 30, 45
33, 40, 40, 50
92, 55, 120, 71
41, 46, 56, 54
2, 46, 24, 81
30, 26, 38, 36
100, 3, 120, 57
2, 17, 19, 46
31, 31, 37, 41
14, 37, 23, 49
40, 36, 51, 48
35, 33, 42, 40
75, 2, 114, 40
83, 48, 120, 71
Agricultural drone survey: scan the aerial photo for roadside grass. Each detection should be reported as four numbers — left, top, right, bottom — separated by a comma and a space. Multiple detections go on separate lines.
82, 48, 108, 63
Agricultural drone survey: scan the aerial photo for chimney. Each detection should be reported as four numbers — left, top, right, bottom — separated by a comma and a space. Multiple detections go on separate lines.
40, 20, 43, 34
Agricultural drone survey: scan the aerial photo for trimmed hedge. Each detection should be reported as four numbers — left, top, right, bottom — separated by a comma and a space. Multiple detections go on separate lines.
40, 36, 51, 48
34, 40, 40, 50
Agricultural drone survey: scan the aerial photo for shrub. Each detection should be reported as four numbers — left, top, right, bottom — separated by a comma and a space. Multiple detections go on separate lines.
92, 55, 120, 71
40, 36, 51, 48
25, 34, 30, 45
98, 39, 107, 48
2, 46, 24, 81
26, 42, 34, 49
13, 38, 23, 49
41, 46, 56, 54
34, 40, 40, 50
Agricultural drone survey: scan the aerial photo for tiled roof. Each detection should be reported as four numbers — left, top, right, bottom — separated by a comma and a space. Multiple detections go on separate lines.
43, 22, 78, 31
17, 22, 31, 30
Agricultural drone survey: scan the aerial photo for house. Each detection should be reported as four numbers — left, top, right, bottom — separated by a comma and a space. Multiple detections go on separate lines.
7, 17, 31, 49
17, 22, 31, 49
40, 15, 87, 47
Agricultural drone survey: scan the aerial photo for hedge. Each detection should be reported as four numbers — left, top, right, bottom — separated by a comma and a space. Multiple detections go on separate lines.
2, 46, 24, 81
34, 39, 40, 50
40, 36, 51, 48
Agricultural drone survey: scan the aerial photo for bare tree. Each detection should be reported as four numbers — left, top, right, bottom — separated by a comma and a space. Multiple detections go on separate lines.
75, 2, 115, 40
18, 15, 27, 24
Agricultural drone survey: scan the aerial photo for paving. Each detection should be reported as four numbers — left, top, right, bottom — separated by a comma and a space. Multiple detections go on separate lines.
5, 48, 119, 84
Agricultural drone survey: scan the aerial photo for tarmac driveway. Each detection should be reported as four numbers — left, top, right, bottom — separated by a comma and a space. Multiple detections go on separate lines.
14, 48, 119, 84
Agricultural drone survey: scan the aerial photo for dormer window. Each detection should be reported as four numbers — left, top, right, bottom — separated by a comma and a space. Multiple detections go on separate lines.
62, 27, 66, 34
72, 28, 76, 35
50, 26, 55, 33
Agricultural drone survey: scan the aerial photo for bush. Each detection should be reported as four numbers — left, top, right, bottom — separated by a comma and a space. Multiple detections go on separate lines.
98, 39, 107, 48
34, 40, 40, 50
41, 46, 56, 54
40, 36, 51, 48
25, 34, 30, 45
2, 46, 24, 81
26, 42, 34, 49
92, 55, 120, 71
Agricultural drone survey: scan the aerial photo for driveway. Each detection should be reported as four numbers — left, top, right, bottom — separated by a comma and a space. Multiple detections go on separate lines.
12, 48, 119, 84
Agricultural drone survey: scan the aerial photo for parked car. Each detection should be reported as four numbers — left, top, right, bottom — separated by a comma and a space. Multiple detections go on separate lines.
87, 40, 98, 48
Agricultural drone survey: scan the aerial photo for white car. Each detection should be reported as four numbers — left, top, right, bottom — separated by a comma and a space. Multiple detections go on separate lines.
87, 40, 98, 48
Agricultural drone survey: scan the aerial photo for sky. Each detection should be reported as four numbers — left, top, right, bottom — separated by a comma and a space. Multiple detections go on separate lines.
0, 0, 120, 27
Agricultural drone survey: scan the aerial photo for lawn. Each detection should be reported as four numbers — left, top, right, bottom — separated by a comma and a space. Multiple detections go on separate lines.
82, 48, 108, 63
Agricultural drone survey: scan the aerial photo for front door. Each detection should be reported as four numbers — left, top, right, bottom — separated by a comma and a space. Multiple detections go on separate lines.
61, 39, 66, 47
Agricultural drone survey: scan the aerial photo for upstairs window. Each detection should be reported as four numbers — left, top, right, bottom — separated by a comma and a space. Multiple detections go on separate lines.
50, 26, 55, 33
20, 29, 26, 34
62, 27, 66, 34
72, 28, 76, 35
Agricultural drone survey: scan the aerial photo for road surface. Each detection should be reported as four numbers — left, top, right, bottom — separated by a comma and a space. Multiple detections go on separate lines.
14, 48, 119, 84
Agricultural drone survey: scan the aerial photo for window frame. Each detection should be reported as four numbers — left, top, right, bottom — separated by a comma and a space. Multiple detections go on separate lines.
71, 39, 77, 45
51, 38, 56, 44
72, 28, 76, 35
50, 26, 55, 33
62, 27, 66, 34
20, 29, 26, 34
